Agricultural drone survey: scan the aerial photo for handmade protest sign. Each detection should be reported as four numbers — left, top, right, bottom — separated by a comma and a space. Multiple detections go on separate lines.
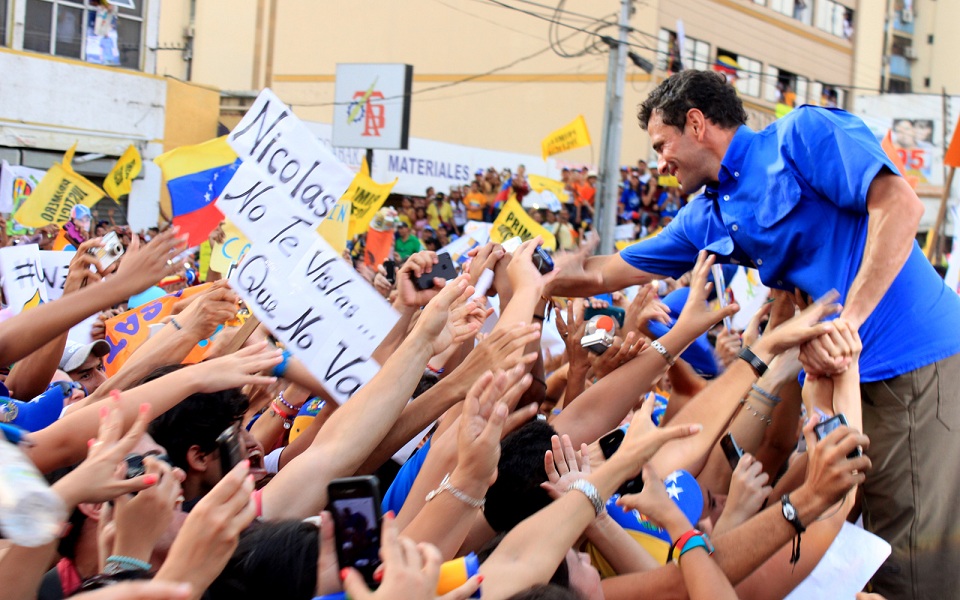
491, 199, 557, 250
209, 220, 251, 275
219, 88, 398, 402
0, 244, 47, 314
38, 251, 74, 301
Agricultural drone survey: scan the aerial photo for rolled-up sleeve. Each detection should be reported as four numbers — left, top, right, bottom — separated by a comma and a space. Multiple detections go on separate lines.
619, 197, 723, 278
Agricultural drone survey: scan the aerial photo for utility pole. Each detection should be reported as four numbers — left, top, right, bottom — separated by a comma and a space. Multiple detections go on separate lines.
596, 0, 632, 256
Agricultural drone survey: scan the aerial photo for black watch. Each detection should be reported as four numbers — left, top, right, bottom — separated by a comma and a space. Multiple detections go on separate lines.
781, 494, 806, 534
738, 346, 768, 377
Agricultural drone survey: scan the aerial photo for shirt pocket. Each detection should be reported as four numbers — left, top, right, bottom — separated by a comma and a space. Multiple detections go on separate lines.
753, 172, 802, 228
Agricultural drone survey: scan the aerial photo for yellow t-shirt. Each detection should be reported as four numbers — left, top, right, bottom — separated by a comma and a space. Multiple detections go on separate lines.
427, 202, 453, 230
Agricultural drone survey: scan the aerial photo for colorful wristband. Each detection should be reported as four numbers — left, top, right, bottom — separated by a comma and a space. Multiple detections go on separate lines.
272, 349, 291, 378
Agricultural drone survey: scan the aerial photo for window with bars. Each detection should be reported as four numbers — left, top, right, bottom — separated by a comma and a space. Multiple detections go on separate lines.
23, 0, 144, 70
0, 0, 7, 46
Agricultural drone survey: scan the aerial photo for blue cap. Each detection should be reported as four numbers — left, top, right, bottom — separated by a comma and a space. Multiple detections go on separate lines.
0, 384, 67, 432
647, 287, 719, 378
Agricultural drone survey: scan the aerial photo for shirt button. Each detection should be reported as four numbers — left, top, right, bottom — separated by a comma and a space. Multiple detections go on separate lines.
723, 195, 730, 201
732, 224, 739, 232
734, 171, 740, 177
757, 259, 763, 265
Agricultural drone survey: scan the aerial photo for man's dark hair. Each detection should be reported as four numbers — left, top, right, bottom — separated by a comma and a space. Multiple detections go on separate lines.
638, 70, 747, 132
484, 420, 556, 532
206, 520, 318, 600
144, 365, 249, 471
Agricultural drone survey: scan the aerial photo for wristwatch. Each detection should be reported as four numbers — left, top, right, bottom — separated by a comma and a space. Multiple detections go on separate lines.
780, 494, 806, 534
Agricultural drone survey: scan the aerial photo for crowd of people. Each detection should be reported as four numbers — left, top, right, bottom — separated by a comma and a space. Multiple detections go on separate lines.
0, 67, 952, 600
385, 160, 689, 260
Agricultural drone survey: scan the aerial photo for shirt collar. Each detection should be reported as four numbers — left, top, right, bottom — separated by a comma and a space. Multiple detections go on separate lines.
719, 125, 756, 180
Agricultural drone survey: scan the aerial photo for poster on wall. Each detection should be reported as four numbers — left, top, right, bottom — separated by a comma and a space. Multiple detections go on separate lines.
855, 94, 960, 198
85, 5, 121, 66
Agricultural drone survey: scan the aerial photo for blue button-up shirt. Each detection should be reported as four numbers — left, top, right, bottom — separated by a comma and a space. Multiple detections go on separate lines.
622, 106, 960, 382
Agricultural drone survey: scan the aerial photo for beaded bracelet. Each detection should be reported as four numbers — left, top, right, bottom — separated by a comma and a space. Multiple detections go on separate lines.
750, 383, 782, 407
275, 390, 297, 413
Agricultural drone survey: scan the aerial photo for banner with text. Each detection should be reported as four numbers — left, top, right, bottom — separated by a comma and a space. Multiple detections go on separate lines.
491, 199, 557, 251
541, 115, 591, 159
219, 88, 399, 402
0, 244, 47, 314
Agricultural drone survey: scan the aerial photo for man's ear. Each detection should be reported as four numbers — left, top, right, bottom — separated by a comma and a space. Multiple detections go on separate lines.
186, 444, 214, 473
686, 109, 707, 140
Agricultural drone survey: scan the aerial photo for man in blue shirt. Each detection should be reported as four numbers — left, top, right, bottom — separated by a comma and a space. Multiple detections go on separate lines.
550, 70, 960, 599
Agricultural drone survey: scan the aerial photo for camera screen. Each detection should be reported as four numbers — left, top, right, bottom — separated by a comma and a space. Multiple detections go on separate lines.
332, 497, 381, 575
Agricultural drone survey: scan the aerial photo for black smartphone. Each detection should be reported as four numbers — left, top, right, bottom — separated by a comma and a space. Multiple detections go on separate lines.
814, 414, 862, 459
383, 259, 396, 284
720, 433, 744, 471
216, 423, 245, 475
598, 428, 644, 496
599, 428, 625, 459
412, 252, 457, 290
328, 476, 383, 588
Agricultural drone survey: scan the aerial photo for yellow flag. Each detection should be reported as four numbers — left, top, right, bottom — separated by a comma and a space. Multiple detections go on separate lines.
14, 145, 105, 228
527, 174, 569, 203
344, 157, 397, 239
209, 220, 251, 275
318, 195, 351, 253
103, 145, 142, 201
491, 199, 557, 251
541, 115, 592, 159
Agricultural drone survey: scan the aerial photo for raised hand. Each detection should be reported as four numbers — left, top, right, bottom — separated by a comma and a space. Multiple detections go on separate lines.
761, 290, 842, 359
672, 252, 740, 338
447, 325, 540, 398
192, 341, 281, 394
612, 398, 702, 480
506, 237, 556, 295
540, 434, 592, 500
396, 251, 445, 307
740, 299, 774, 349
113, 456, 185, 566
716, 453, 771, 532
591, 333, 646, 380
626, 284, 671, 332
412, 276, 483, 356
53, 398, 159, 507
63, 238, 108, 294
112, 227, 188, 297
343, 514, 469, 600
174, 281, 239, 341
556, 299, 589, 371
794, 414, 872, 518
455, 371, 513, 488
713, 328, 742, 369
155, 460, 257, 599
616, 464, 691, 535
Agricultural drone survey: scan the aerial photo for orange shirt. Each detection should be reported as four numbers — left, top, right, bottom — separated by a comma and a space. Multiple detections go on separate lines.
464, 192, 487, 220
575, 183, 596, 207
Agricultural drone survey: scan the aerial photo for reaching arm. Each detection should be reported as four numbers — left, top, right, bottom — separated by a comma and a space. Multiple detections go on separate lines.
261, 277, 482, 521
842, 173, 923, 329
548, 252, 656, 298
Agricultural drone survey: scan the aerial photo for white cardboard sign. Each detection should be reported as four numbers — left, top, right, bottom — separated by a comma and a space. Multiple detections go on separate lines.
220, 89, 399, 402
0, 244, 47, 313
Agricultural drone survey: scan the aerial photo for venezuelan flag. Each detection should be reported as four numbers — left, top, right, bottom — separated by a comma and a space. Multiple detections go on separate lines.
154, 137, 239, 247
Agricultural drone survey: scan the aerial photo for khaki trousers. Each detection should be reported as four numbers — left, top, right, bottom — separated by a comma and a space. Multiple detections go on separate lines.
861, 352, 960, 600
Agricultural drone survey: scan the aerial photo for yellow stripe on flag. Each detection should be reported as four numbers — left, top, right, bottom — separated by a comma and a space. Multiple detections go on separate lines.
541, 115, 592, 159
154, 136, 238, 180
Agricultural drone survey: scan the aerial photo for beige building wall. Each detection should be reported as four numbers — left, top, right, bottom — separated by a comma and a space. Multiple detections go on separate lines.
914, 0, 960, 95
156, 0, 865, 167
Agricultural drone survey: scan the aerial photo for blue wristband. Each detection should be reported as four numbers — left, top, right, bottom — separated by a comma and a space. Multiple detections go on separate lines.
312, 593, 346, 600
272, 349, 291, 378
105, 555, 152, 571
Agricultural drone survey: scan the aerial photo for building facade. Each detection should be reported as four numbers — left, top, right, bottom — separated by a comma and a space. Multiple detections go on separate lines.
879, 0, 960, 95
154, 0, 866, 170
0, 0, 220, 230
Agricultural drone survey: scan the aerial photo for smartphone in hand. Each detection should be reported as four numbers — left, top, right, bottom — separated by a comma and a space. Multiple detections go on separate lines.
412, 253, 457, 290
328, 476, 383, 588
598, 427, 644, 496
814, 414, 862, 459
720, 432, 744, 471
